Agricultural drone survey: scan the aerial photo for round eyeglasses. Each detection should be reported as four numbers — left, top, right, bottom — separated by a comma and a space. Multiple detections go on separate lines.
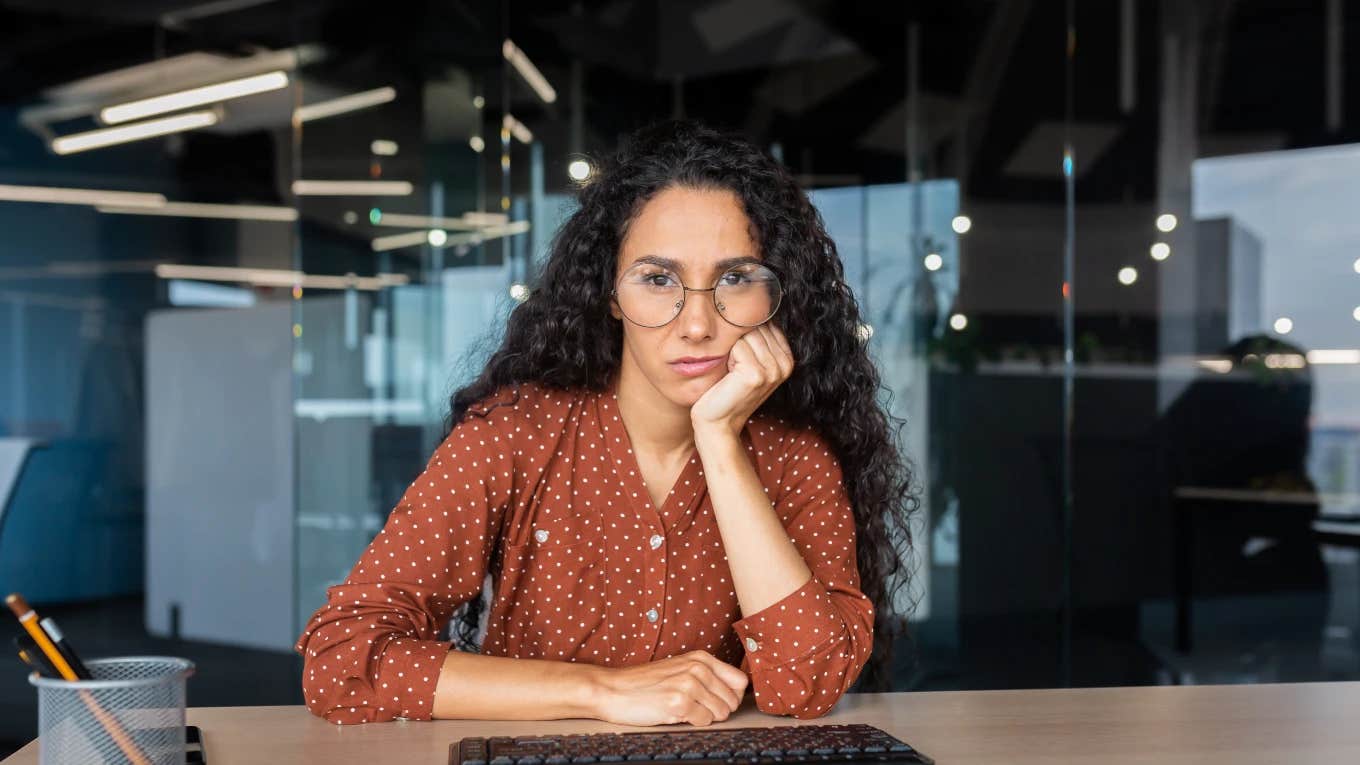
611, 261, 783, 328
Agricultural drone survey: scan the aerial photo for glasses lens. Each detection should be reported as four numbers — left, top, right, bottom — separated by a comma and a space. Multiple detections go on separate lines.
616, 263, 684, 327
714, 264, 782, 326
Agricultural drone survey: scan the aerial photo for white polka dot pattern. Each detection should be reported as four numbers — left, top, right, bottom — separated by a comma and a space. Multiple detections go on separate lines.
293, 379, 873, 724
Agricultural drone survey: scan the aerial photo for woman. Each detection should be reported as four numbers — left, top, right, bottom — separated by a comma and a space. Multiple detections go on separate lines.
295, 120, 917, 726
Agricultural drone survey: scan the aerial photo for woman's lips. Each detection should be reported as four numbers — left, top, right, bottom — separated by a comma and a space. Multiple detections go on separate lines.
669, 356, 725, 377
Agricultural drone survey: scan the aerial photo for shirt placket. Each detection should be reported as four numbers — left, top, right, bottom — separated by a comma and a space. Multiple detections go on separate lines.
597, 388, 701, 662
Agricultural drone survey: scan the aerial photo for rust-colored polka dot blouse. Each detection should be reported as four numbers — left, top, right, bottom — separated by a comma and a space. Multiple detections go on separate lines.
294, 377, 873, 724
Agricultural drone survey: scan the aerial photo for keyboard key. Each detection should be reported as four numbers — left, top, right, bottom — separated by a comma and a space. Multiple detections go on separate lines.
547, 757, 571, 764
707, 751, 731, 759
572, 757, 598, 763
491, 757, 515, 765
862, 746, 886, 753
680, 753, 706, 760
836, 747, 860, 754
811, 748, 836, 755
888, 745, 913, 752
626, 756, 652, 761
464, 760, 486, 765
784, 750, 809, 757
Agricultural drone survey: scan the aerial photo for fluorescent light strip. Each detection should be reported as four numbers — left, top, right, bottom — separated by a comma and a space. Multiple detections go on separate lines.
52, 110, 218, 155
371, 212, 503, 230
154, 264, 409, 291
1195, 358, 1234, 374
372, 220, 530, 252
502, 39, 557, 104
1307, 349, 1360, 365
292, 180, 413, 196
478, 221, 531, 238
295, 86, 396, 123
97, 201, 297, 222
462, 211, 509, 226
371, 231, 429, 252
0, 183, 166, 208
502, 113, 533, 144
433, 221, 530, 248
101, 70, 289, 124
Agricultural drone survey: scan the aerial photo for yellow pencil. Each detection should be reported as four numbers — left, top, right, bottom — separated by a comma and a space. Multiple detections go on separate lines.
7, 593, 154, 765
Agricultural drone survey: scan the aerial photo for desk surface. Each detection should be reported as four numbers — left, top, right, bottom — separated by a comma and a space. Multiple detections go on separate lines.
6, 683, 1360, 765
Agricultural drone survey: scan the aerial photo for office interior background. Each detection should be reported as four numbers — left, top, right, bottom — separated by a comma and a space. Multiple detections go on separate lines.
1, 0, 1359, 754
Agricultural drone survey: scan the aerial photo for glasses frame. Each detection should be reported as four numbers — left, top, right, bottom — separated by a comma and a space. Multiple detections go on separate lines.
610, 263, 783, 329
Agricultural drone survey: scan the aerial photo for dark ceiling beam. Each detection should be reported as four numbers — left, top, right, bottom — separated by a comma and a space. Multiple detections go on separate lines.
955, 0, 1032, 193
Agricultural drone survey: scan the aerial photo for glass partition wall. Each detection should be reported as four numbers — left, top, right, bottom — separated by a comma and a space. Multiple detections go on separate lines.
0, 0, 307, 749
290, 8, 509, 636
1, 0, 1358, 756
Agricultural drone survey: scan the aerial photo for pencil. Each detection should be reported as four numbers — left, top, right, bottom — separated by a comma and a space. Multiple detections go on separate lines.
6, 594, 76, 680
7, 593, 153, 765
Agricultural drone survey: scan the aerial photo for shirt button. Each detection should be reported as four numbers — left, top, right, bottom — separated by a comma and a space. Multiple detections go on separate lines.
534, 529, 549, 543
645, 608, 659, 623
745, 637, 759, 652
648, 534, 664, 550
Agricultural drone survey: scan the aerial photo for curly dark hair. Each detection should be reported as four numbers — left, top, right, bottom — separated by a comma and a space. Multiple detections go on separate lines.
445, 119, 918, 691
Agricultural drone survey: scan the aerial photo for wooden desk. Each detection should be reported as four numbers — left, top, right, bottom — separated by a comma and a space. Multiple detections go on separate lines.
6, 683, 1360, 764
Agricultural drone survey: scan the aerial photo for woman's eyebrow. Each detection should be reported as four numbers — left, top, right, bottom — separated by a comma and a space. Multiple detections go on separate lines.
630, 254, 761, 272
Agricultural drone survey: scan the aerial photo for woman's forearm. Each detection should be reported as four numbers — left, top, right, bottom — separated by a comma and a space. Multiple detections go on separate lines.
694, 428, 813, 617
432, 648, 602, 720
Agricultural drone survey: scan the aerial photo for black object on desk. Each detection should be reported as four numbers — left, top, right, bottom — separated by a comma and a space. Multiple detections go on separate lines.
451, 724, 932, 765
187, 724, 206, 764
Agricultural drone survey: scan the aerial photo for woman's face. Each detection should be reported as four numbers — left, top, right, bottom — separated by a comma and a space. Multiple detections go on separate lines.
612, 185, 764, 408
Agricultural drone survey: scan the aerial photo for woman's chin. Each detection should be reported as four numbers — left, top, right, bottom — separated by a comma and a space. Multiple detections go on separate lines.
665, 374, 719, 408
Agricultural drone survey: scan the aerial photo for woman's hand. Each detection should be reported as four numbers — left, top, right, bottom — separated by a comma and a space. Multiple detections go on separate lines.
690, 323, 794, 439
586, 650, 750, 726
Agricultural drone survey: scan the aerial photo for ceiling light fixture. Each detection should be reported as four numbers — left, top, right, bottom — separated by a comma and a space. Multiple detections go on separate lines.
154, 264, 408, 291
295, 86, 396, 123
0, 183, 166, 208
96, 201, 297, 222
502, 114, 533, 144
51, 110, 219, 155
502, 39, 557, 104
291, 180, 413, 196
100, 70, 288, 124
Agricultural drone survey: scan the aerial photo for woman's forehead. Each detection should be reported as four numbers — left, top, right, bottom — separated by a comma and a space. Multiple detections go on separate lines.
620, 187, 759, 271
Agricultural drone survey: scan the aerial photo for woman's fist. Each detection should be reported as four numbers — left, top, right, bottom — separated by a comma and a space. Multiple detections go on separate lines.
587, 650, 750, 726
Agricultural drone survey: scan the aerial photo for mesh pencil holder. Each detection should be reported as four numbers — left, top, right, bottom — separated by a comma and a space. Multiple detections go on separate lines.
29, 656, 195, 765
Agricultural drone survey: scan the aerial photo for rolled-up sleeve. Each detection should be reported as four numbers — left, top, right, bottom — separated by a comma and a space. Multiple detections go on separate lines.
293, 392, 518, 724
732, 432, 874, 719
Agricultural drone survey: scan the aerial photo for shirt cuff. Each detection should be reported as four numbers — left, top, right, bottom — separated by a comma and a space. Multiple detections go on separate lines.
364, 637, 451, 723
730, 576, 847, 670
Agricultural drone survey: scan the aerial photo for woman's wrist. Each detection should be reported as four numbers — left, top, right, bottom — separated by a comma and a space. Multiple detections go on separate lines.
692, 421, 743, 455
573, 662, 613, 719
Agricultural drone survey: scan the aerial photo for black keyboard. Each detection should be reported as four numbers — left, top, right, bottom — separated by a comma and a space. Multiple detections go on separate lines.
450, 723, 932, 765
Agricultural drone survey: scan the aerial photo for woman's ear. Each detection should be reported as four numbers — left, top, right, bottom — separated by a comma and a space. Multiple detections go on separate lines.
608, 297, 622, 321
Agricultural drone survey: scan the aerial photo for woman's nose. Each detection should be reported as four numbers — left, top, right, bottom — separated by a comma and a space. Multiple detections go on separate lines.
676, 288, 719, 340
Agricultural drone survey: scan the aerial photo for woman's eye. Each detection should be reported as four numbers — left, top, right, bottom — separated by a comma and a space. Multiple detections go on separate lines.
719, 271, 749, 286
644, 273, 676, 287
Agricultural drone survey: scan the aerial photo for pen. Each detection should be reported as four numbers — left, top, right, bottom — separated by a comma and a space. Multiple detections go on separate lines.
13, 633, 59, 678
39, 617, 91, 680
7, 593, 153, 765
